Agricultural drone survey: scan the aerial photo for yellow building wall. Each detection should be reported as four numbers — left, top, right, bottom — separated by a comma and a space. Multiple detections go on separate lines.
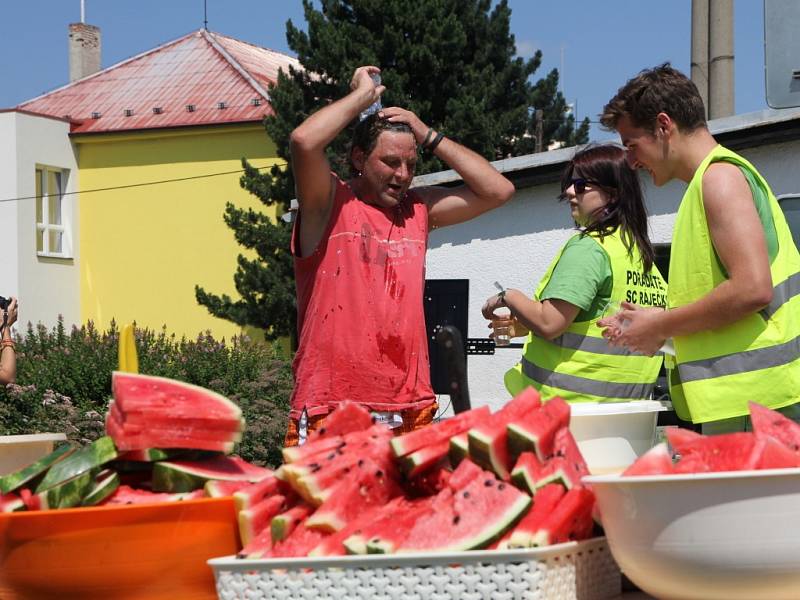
76, 124, 285, 341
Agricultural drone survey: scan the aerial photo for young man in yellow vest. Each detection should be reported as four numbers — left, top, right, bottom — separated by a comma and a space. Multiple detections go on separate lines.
598, 64, 800, 434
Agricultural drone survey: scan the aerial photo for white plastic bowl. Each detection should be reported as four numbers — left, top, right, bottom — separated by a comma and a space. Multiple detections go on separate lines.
584, 468, 800, 600
0, 433, 67, 475
569, 401, 665, 475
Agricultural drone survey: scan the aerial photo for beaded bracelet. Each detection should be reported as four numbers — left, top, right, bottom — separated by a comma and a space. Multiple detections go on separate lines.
1, 339, 15, 351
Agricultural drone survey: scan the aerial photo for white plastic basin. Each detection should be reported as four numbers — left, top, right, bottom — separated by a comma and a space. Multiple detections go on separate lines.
0, 433, 67, 475
584, 468, 800, 600
569, 401, 665, 475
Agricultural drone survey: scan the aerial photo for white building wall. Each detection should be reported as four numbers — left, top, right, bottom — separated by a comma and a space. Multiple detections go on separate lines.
8, 111, 80, 332
425, 134, 800, 412
0, 114, 20, 300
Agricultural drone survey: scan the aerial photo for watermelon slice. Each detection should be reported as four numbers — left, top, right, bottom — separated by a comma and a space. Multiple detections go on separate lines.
448, 432, 469, 466
397, 440, 450, 478
106, 416, 236, 454
107, 409, 243, 442
306, 400, 375, 442
750, 435, 800, 469
672, 432, 759, 473
359, 497, 440, 554
0, 444, 74, 494
271, 503, 314, 543
510, 451, 545, 494
239, 494, 287, 546
204, 479, 256, 498
390, 406, 491, 458
506, 396, 571, 461
116, 448, 175, 462
663, 426, 703, 456
152, 455, 271, 492
308, 505, 391, 557
282, 435, 345, 464
81, 469, 121, 506
405, 465, 452, 497
110, 404, 243, 432
304, 460, 401, 532
103, 485, 205, 505
530, 486, 595, 546
36, 436, 117, 493
749, 401, 800, 455
622, 443, 675, 476
398, 470, 531, 552
237, 526, 274, 559
1, 492, 25, 513
502, 483, 566, 548
468, 388, 543, 479
29, 470, 96, 510
233, 475, 285, 512
293, 451, 395, 506
112, 371, 243, 422
447, 458, 485, 491
266, 524, 329, 558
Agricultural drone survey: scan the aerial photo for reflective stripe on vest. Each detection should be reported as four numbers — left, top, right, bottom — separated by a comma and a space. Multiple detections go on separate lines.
552, 331, 644, 356
760, 272, 800, 320
519, 356, 656, 400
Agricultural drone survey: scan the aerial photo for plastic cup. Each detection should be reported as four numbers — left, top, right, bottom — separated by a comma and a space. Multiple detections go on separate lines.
492, 309, 512, 347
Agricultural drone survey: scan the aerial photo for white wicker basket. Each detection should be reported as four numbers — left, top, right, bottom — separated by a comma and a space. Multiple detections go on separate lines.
209, 536, 620, 600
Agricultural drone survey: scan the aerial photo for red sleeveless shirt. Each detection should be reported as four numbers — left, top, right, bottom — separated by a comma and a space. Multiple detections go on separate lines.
290, 177, 435, 419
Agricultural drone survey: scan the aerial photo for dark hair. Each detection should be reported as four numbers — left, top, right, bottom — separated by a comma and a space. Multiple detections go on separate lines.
560, 144, 655, 272
348, 113, 415, 177
600, 63, 707, 133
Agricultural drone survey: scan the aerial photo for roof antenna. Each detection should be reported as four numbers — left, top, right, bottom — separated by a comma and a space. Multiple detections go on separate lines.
203, 0, 208, 30
80, 0, 85, 23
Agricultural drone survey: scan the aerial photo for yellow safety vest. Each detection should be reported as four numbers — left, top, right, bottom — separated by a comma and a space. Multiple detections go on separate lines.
668, 145, 800, 423
505, 228, 667, 402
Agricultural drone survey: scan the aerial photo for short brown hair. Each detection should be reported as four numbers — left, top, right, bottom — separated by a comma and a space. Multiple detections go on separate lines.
600, 63, 707, 133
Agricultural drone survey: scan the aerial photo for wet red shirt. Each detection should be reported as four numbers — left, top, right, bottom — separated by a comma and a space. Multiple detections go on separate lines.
290, 178, 435, 419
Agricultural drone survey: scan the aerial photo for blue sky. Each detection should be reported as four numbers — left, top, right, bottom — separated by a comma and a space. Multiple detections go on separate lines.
1, 1, 767, 142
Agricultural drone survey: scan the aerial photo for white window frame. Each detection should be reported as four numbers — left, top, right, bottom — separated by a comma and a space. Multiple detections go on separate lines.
35, 165, 72, 259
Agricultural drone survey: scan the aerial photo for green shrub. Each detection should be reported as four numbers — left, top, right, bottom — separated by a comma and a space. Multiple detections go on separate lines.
0, 318, 292, 467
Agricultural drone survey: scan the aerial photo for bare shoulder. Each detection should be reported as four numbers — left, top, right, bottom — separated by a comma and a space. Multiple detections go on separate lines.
702, 161, 751, 208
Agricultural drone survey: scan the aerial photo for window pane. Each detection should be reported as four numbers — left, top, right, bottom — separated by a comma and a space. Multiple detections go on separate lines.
48, 171, 62, 225
49, 230, 63, 254
36, 228, 44, 253
35, 169, 43, 224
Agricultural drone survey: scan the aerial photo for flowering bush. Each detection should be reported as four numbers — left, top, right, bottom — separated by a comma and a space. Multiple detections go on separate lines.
0, 318, 292, 467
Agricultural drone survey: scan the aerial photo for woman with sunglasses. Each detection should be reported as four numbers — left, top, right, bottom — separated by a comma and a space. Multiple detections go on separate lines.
483, 144, 668, 403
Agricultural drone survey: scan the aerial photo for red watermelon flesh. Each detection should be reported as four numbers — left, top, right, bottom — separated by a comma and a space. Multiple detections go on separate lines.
672, 432, 759, 473
447, 458, 485, 491
106, 416, 235, 454
749, 401, 800, 456
664, 426, 703, 456
510, 451, 544, 494
356, 497, 440, 554
530, 486, 595, 546
308, 505, 389, 557
204, 479, 255, 498
622, 443, 676, 476
112, 372, 242, 421
1, 492, 25, 513
102, 485, 205, 505
107, 409, 242, 442
110, 403, 243, 432
293, 450, 396, 506
282, 435, 344, 464
237, 525, 274, 559
271, 503, 314, 543
468, 388, 543, 480
304, 460, 401, 533
548, 427, 590, 482
233, 476, 285, 512
507, 396, 571, 461
398, 440, 450, 478
504, 483, 566, 548
390, 405, 491, 458
267, 523, 329, 558
405, 465, 452, 497
398, 471, 531, 552
239, 494, 288, 546
306, 400, 374, 442
750, 435, 800, 469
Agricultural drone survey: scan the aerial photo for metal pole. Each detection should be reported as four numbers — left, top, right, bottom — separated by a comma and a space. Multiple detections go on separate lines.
709, 0, 735, 119
691, 0, 710, 119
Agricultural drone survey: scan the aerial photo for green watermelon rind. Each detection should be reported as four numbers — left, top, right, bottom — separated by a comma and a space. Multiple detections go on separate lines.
1, 494, 25, 513
467, 429, 510, 480
37, 470, 96, 510
398, 441, 449, 478
398, 493, 531, 553
112, 371, 242, 420
81, 470, 121, 506
510, 464, 536, 495
448, 434, 469, 467
36, 436, 118, 493
0, 444, 74, 494
389, 406, 491, 458
152, 457, 269, 493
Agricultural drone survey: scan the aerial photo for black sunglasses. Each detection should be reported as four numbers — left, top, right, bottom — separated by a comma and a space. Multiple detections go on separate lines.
569, 177, 603, 194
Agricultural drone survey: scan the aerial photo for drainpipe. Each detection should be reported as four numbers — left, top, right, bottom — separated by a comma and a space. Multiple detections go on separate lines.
708, 0, 734, 119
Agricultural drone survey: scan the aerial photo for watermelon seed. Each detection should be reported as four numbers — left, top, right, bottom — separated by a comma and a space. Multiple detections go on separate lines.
358, 459, 364, 467
462, 491, 470, 498
327, 452, 336, 460
319, 427, 327, 435
375, 470, 383, 477
453, 515, 461, 525
498, 483, 506, 490
484, 479, 495, 487
311, 464, 322, 473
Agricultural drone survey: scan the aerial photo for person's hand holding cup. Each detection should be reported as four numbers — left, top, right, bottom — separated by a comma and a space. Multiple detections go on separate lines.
491, 309, 513, 347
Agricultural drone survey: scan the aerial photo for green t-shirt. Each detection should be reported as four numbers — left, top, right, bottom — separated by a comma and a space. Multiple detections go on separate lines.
538, 234, 612, 322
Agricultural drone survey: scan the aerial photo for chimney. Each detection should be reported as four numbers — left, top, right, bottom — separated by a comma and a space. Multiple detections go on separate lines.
69, 22, 101, 82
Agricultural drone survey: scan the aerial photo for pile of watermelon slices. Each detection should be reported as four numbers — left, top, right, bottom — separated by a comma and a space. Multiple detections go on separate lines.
232, 388, 599, 559
623, 401, 800, 476
0, 372, 272, 513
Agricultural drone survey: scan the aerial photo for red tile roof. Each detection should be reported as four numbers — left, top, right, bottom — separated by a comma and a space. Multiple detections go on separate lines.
17, 29, 301, 134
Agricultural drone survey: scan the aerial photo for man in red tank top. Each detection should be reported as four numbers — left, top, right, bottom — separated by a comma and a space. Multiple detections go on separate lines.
286, 66, 514, 445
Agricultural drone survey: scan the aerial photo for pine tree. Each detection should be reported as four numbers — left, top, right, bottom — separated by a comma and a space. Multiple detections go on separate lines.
196, 0, 589, 342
